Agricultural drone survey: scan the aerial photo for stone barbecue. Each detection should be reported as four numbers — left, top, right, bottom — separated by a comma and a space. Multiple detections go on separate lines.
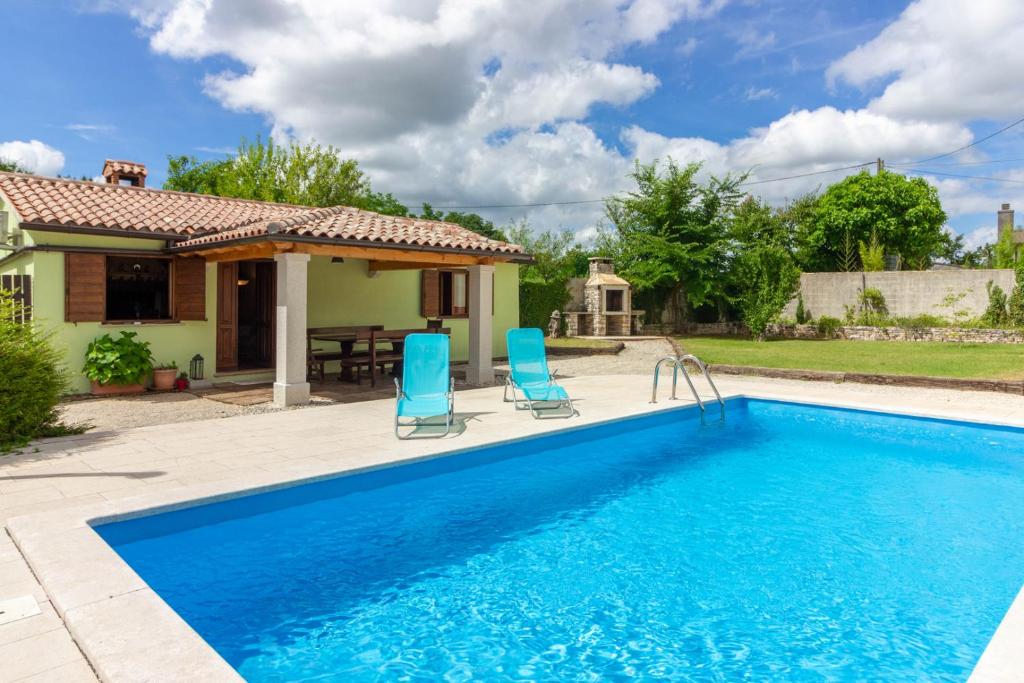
562, 258, 644, 336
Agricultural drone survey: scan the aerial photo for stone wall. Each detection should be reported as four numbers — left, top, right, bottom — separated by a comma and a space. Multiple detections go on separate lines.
678, 321, 1024, 344
783, 269, 1016, 320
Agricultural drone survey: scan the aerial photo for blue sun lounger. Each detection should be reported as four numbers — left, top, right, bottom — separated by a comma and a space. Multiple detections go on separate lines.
504, 328, 575, 418
394, 333, 454, 439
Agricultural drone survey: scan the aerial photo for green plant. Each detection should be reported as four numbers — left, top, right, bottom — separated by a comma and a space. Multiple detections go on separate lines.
816, 315, 842, 338
894, 314, 947, 329
1, 289, 84, 452
82, 331, 154, 386
995, 228, 1018, 269
154, 361, 178, 370
838, 228, 858, 272
518, 278, 571, 330
853, 287, 889, 325
858, 229, 885, 271
1009, 262, 1024, 327
795, 293, 811, 324
983, 281, 1009, 327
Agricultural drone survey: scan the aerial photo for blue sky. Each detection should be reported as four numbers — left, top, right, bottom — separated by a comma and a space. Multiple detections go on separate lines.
2, 0, 1022, 249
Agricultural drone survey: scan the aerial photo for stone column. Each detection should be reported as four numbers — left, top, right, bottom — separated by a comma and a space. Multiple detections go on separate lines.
467, 264, 495, 385
273, 253, 311, 407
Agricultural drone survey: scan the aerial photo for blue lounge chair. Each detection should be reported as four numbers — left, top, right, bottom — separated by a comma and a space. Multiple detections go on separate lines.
504, 328, 575, 418
394, 333, 454, 439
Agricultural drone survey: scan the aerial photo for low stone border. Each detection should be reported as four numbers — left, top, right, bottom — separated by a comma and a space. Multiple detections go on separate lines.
708, 363, 1024, 396
545, 341, 625, 357
678, 322, 1024, 344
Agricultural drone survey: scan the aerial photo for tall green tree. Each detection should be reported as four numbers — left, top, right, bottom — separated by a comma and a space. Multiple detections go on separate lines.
799, 170, 947, 271
504, 221, 588, 327
602, 159, 745, 321
995, 227, 1018, 268
0, 159, 29, 173
728, 197, 801, 339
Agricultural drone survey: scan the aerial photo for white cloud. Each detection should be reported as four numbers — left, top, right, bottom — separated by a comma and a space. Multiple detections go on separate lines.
734, 26, 776, 58
65, 123, 117, 141
744, 86, 777, 101
677, 37, 698, 57
961, 225, 995, 251
827, 0, 1024, 122
0, 140, 66, 176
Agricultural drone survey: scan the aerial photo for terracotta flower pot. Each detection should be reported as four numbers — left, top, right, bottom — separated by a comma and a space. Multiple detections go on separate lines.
152, 368, 177, 391
90, 381, 146, 396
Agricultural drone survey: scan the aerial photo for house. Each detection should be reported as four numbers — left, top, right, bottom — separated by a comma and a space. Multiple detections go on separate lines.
0, 161, 529, 406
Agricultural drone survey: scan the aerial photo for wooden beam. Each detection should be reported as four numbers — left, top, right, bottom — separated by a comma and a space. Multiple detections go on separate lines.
278, 241, 498, 266
201, 242, 275, 262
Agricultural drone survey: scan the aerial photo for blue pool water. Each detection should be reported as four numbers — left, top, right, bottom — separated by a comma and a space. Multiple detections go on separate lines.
97, 399, 1024, 681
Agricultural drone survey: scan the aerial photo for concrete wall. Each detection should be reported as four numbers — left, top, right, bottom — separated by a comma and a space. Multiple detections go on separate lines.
784, 269, 1017, 320
565, 277, 586, 311
3, 228, 520, 393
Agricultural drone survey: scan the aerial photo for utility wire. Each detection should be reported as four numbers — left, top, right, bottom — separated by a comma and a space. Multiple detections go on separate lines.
904, 115, 1024, 165
890, 156, 1024, 168
406, 161, 874, 211
901, 168, 1024, 185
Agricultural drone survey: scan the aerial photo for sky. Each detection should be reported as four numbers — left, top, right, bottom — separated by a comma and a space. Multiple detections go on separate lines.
2, 0, 1023, 251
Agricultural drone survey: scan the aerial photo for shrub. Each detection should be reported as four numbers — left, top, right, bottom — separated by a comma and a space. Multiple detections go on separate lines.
894, 314, 947, 329
0, 289, 80, 452
82, 331, 154, 386
795, 293, 811, 324
1009, 263, 1024, 327
858, 230, 885, 272
983, 281, 1009, 327
816, 315, 842, 338
518, 278, 571, 330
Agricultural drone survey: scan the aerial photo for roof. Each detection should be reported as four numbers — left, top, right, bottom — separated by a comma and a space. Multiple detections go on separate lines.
174, 205, 522, 254
102, 159, 148, 178
586, 272, 630, 287
0, 171, 525, 257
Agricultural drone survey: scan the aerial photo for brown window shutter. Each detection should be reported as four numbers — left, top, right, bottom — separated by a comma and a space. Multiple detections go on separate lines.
174, 256, 206, 321
65, 253, 106, 322
421, 269, 440, 318
1, 274, 29, 322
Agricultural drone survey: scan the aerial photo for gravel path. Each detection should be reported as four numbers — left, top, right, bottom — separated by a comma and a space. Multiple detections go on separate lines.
537, 338, 674, 377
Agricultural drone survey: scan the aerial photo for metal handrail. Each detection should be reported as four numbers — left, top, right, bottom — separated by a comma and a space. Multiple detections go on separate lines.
650, 353, 724, 420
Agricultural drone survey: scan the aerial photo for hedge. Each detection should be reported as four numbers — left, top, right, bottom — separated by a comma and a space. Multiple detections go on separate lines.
519, 278, 570, 330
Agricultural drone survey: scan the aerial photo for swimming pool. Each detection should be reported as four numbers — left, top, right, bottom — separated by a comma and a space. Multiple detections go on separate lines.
96, 398, 1024, 681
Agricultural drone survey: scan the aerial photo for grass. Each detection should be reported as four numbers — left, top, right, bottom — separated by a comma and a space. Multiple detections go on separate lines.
545, 337, 621, 349
676, 336, 1024, 380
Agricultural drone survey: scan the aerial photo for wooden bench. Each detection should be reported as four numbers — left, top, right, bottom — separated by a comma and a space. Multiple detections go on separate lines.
341, 327, 450, 387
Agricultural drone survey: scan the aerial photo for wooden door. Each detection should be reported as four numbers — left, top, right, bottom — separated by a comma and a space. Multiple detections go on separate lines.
216, 262, 239, 371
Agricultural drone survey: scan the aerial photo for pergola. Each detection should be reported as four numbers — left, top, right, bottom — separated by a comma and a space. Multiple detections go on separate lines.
174, 234, 526, 407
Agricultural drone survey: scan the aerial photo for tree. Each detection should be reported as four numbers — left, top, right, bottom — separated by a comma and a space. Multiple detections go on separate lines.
1009, 262, 1024, 327
728, 198, 801, 339
858, 229, 885, 271
504, 221, 587, 327
165, 136, 370, 208
603, 159, 745, 321
0, 158, 29, 173
801, 170, 947, 271
421, 203, 508, 241
995, 227, 1018, 268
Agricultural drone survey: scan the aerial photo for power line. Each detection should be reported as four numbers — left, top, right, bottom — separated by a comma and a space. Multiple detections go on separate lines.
905, 115, 1024, 165
901, 168, 1024, 185
406, 161, 874, 211
890, 156, 1024, 168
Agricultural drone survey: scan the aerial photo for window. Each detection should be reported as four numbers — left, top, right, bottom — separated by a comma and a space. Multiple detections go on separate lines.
105, 256, 172, 321
605, 288, 624, 312
440, 270, 468, 317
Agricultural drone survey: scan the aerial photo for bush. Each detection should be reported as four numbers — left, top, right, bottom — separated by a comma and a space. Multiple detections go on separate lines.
894, 314, 947, 329
1009, 263, 1024, 327
795, 293, 811, 324
983, 281, 1009, 327
816, 315, 842, 338
518, 278, 571, 330
82, 331, 154, 386
0, 290, 80, 452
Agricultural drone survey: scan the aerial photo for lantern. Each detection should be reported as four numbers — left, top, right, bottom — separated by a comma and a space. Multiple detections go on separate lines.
189, 354, 205, 381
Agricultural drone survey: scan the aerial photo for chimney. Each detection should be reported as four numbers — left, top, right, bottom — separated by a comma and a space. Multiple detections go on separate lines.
102, 159, 147, 188
588, 257, 614, 277
998, 203, 1014, 238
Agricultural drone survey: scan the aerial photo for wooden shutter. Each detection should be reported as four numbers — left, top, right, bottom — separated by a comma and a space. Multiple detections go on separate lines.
65, 253, 106, 322
174, 256, 206, 321
1, 274, 31, 322
421, 269, 440, 318
216, 262, 239, 371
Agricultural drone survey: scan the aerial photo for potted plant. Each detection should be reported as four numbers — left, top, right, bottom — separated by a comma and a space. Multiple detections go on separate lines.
174, 372, 190, 392
82, 331, 154, 395
153, 361, 178, 391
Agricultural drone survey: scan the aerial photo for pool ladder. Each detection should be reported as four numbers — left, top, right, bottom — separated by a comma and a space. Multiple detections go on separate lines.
650, 354, 725, 421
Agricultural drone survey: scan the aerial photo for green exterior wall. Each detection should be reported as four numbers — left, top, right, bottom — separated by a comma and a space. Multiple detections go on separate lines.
3, 228, 520, 394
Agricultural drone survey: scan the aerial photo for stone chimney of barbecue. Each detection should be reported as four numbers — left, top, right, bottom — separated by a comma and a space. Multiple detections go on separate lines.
588, 257, 614, 277
998, 203, 1014, 239
102, 159, 147, 188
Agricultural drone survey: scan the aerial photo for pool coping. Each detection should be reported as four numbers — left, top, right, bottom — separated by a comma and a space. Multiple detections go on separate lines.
7, 389, 1024, 682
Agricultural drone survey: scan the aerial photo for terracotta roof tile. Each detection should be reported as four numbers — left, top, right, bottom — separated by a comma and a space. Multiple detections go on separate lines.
0, 171, 525, 256
102, 159, 148, 178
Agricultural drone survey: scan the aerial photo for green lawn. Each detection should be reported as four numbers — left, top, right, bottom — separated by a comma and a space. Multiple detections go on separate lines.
676, 336, 1024, 380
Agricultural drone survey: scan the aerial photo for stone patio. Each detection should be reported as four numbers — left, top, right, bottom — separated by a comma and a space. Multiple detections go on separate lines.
4, 371, 1024, 681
